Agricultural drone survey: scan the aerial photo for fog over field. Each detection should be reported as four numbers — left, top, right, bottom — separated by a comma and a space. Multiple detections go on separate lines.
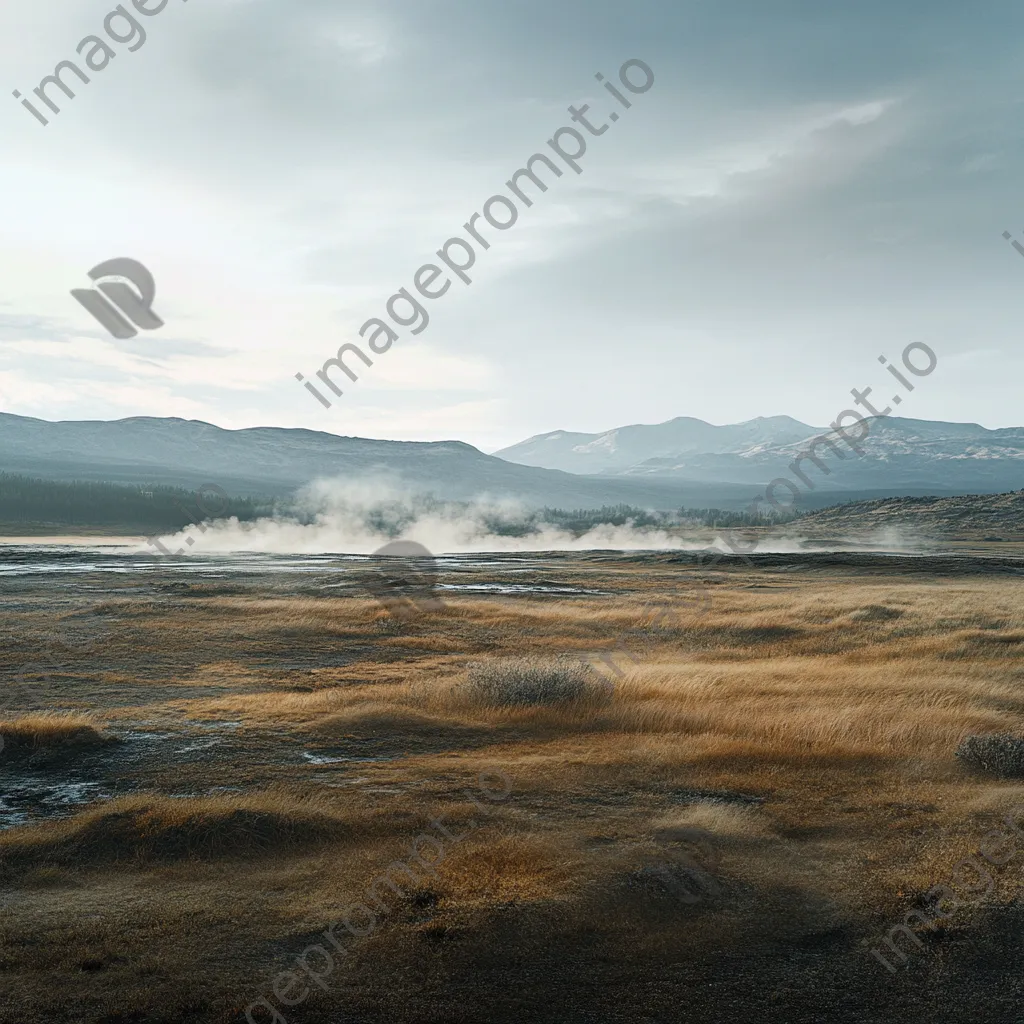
144, 478, 924, 556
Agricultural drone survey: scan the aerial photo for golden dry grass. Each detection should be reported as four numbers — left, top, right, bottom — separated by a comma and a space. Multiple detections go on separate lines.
1, 557, 1023, 1022
0, 713, 108, 753
0, 792, 361, 869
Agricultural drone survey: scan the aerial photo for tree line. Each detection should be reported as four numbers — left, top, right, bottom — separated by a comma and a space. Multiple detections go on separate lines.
0, 476, 800, 535
0, 474, 275, 531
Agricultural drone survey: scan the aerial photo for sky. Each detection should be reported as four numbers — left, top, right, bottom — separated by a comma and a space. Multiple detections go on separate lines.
1, 0, 1023, 453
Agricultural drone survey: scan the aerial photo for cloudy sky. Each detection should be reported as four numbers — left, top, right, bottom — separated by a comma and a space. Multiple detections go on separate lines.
1, 0, 1022, 451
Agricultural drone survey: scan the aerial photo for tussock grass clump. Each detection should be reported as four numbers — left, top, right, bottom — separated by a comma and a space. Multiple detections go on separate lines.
653, 804, 770, 842
956, 734, 1024, 777
0, 793, 351, 868
0, 714, 109, 754
461, 657, 610, 709
848, 605, 904, 621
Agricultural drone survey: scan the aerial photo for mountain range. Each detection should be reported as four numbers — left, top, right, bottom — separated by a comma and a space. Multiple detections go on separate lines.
1, 411, 1021, 512
495, 415, 1024, 492
494, 416, 820, 474
0, 412, 754, 510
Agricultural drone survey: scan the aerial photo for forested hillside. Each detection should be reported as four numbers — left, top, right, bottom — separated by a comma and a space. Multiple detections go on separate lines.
0, 474, 276, 533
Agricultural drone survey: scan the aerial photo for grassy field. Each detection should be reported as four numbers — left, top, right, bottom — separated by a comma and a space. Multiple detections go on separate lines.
1, 550, 1024, 1022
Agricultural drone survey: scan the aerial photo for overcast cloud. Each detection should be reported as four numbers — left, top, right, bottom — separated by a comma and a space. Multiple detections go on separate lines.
1, 0, 1022, 451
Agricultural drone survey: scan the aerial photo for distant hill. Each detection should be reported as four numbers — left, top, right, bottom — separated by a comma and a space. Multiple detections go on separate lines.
3, 413, 1019, 514
0, 413, 767, 511
799, 490, 1024, 539
494, 416, 820, 474
495, 415, 1024, 494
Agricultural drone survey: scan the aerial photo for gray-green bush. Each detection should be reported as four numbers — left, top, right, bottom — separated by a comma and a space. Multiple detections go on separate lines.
955, 734, 1024, 776
462, 658, 610, 709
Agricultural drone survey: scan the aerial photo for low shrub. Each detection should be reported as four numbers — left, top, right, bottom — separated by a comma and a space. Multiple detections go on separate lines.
461, 658, 610, 709
849, 605, 904, 622
955, 734, 1024, 777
